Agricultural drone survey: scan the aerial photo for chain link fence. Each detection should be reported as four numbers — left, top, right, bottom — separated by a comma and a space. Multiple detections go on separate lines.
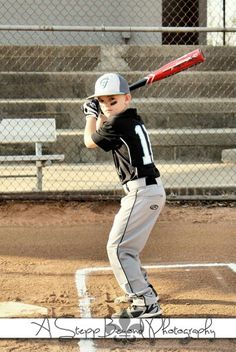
0, 0, 235, 200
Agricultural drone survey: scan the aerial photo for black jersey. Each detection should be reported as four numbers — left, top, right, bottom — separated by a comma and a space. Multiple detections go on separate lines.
91, 108, 160, 185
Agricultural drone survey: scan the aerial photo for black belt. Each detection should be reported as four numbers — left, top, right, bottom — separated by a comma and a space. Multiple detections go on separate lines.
145, 176, 158, 186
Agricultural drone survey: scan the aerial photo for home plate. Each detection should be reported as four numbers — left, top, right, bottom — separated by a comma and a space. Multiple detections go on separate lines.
0, 302, 48, 317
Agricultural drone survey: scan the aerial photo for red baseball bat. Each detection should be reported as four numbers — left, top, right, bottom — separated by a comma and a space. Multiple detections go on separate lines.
129, 49, 205, 91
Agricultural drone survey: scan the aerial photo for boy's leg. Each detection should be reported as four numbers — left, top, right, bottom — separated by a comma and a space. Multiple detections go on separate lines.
114, 264, 159, 304
107, 181, 165, 306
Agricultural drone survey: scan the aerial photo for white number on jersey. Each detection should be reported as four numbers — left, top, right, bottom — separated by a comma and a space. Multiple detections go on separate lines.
135, 124, 154, 165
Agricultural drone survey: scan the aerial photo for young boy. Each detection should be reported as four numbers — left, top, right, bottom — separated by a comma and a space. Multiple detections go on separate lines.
82, 73, 166, 318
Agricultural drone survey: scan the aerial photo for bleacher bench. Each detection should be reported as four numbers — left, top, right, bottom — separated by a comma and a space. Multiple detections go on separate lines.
0, 118, 64, 191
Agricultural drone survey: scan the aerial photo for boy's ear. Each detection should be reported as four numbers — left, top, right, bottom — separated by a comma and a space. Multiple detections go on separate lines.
125, 94, 132, 103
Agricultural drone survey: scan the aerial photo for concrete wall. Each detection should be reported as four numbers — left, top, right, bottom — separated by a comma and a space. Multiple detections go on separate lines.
0, 0, 162, 45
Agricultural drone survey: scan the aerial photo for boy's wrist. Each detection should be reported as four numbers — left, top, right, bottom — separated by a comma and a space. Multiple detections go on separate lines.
86, 115, 97, 121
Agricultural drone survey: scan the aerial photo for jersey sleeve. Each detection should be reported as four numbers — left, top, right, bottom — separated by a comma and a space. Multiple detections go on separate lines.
91, 119, 122, 152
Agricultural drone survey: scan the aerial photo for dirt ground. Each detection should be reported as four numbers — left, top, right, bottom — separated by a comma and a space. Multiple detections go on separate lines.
0, 199, 235, 351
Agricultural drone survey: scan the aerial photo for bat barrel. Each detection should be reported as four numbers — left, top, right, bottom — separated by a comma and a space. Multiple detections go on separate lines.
129, 49, 205, 91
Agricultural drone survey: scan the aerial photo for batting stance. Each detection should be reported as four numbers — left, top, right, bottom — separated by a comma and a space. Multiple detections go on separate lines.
82, 73, 166, 318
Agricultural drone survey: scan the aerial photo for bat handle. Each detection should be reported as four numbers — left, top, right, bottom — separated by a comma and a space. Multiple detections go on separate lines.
129, 78, 148, 91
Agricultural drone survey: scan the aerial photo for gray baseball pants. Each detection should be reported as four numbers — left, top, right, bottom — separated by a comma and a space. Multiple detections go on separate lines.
106, 177, 166, 306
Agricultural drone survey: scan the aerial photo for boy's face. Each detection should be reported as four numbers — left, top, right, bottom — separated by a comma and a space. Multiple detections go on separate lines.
97, 94, 131, 118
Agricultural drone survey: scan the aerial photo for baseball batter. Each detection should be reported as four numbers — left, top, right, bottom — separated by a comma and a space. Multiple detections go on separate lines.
82, 73, 166, 318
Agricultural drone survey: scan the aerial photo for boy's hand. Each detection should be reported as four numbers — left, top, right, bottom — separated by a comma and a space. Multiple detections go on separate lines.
82, 99, 100, 119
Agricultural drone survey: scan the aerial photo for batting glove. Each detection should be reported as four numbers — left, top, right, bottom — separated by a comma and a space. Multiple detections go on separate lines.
82, 99, 100, 120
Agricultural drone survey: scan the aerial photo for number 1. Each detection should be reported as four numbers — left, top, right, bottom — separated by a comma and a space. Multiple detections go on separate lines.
135, 124, 153, 165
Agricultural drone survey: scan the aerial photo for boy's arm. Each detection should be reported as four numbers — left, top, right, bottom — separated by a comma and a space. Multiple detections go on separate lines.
84, 114, 108, 148
84, 116, 97, 148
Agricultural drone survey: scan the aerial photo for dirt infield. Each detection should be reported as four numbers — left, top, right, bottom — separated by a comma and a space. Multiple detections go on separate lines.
0, 200, 235, 351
